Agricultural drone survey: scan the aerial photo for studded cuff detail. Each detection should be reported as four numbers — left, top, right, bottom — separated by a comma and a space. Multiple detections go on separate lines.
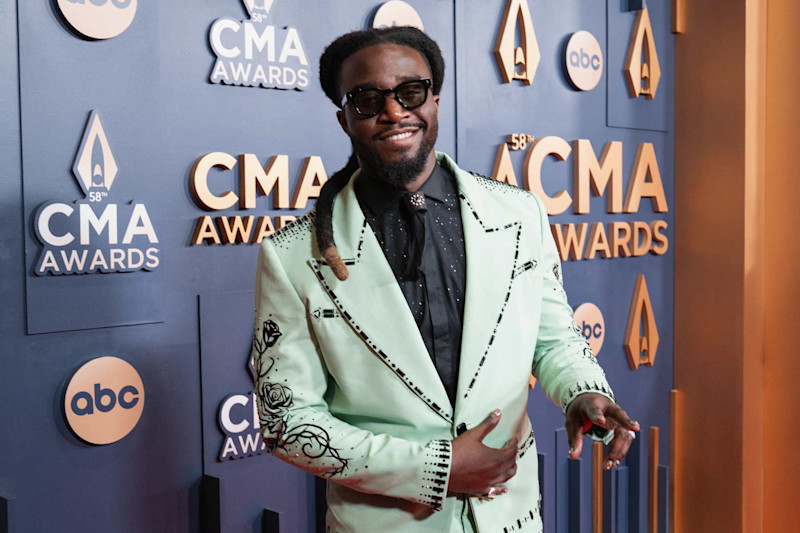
419, 439, 451, 511
561, 380, 616, 414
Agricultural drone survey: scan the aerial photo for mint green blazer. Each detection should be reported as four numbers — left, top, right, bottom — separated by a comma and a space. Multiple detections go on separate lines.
252, 153, 614, 532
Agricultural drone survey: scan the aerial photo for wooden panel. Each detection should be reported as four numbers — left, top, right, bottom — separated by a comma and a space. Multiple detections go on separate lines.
764, 1, 800, 531
670, 390, 680, 533
593, 442, 603, 533
675, 0, 766, 532
649, 427, 659, 533
672, 0, 685, 33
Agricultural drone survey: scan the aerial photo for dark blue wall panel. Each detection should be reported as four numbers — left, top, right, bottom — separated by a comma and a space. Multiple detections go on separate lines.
1, 1, 673, 531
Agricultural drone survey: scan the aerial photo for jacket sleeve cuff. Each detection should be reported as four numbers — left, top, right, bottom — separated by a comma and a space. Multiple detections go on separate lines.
561, 381, 616, 414
418, 439, 451, 511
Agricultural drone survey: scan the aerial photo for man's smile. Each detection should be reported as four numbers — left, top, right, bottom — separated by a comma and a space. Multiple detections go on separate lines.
375, 125, 424, 147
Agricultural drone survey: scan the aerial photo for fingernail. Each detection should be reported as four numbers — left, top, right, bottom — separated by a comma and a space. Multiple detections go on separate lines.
605, 460, 613, 470
568, 448, 574, 457
491, 409, 501, 418
614, 460, 620, 467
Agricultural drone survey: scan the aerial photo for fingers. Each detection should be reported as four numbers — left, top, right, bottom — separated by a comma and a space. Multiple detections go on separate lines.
491, 462, 518, 484
476, 484, 508, 501
471, 409, 502, 441
603, 404, 640, 432
586, 404, 607, 428
565, 416, 584, 460
501, 436, 519, 454
603, 427, 637, 469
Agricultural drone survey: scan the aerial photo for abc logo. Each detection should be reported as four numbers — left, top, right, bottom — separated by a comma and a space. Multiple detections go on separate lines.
565, 31, 603, 91
372, 1, 425, 31
64, 356, 145, 445
573, 302, 605, 355
57, 0, 138, 40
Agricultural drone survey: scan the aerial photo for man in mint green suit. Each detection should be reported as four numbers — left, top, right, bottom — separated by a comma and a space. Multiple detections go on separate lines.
252, 27, 639, 532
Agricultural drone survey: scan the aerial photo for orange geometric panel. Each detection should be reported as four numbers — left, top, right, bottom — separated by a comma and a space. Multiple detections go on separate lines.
625, 7, 661, 99
624, 274, 659, 369
494, 0, 540, 85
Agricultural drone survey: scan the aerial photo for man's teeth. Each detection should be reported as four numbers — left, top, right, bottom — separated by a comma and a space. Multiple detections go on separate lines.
385, 131, 414, 141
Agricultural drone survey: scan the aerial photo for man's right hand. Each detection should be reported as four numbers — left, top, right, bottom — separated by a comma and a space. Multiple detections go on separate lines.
448, 409, 519, 497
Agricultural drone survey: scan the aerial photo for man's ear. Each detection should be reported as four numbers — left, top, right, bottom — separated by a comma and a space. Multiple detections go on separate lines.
433, 94, 440, 113
336, 110, 350, 136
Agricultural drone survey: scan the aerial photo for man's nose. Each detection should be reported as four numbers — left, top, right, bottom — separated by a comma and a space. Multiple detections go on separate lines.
379, 95, 411, 122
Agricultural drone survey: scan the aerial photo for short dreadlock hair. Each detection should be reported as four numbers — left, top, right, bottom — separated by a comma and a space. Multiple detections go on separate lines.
315, 27, 446, 281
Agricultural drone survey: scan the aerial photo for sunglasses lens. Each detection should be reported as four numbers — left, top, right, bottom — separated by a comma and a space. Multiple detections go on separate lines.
352, 91, 385, 116
396, 81, 428, 108
351, 80, 430, 117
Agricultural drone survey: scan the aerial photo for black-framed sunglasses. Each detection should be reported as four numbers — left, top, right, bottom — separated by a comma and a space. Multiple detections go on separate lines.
341, 78, 432, 118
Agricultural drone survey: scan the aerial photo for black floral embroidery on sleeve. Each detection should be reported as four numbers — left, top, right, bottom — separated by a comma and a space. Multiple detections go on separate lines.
253, 319, 349, 476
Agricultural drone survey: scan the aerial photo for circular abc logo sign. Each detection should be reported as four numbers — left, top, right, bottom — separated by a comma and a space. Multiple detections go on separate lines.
565, 31, 603, 91
64, 356, 144, 445
573, 302, 605, 355
56, 0, 138, 40
372, 1, 424, 31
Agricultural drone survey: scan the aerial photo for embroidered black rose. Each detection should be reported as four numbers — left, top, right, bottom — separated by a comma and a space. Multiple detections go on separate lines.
263, 320, 282, 348
261, 382, 293, 416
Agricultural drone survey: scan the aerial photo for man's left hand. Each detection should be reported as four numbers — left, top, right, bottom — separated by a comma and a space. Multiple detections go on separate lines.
565, 392, 640, 469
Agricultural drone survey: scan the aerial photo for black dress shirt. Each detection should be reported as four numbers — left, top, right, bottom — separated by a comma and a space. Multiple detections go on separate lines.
355, 164, 467, 406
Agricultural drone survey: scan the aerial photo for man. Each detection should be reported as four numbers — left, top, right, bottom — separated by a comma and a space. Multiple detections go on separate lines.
253, 27, 638, 532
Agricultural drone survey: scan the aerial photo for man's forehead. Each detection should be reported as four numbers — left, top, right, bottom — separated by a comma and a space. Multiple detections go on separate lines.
339, 44, 431, 90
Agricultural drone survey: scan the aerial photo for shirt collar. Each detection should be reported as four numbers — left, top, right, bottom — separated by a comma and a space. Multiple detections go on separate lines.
355, 163, 454, 217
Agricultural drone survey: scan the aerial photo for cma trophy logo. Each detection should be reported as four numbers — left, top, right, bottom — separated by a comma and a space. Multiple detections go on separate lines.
494, 0, 540, 85
625, 6, 661, 99
209, 0, 310, 90
624, 274, 659, 369
32, 111, 160, 275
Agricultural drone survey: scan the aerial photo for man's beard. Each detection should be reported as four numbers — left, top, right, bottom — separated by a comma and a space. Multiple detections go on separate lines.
352, 122, 438, 187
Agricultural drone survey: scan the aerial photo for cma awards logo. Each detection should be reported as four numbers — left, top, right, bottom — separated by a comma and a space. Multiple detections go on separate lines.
494, 0, 540, 85
56, 0, 137, 40
64, 356, 145, 445
32, 110, 160, 275
216, 348, 269, 461
209, 0, 310, 90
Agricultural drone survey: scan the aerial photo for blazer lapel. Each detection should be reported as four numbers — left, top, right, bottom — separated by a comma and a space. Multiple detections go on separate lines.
310, 170, 453, 424
438, 155, 524, 422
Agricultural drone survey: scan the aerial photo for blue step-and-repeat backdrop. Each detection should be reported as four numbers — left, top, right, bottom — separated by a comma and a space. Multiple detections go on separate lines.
0, 1, 673, 531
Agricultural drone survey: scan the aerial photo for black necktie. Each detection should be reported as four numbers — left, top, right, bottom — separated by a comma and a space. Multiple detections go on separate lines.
401, 191, 427, 280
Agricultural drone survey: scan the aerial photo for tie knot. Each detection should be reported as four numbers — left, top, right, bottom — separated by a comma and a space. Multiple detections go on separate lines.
404, 192, 427, 213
